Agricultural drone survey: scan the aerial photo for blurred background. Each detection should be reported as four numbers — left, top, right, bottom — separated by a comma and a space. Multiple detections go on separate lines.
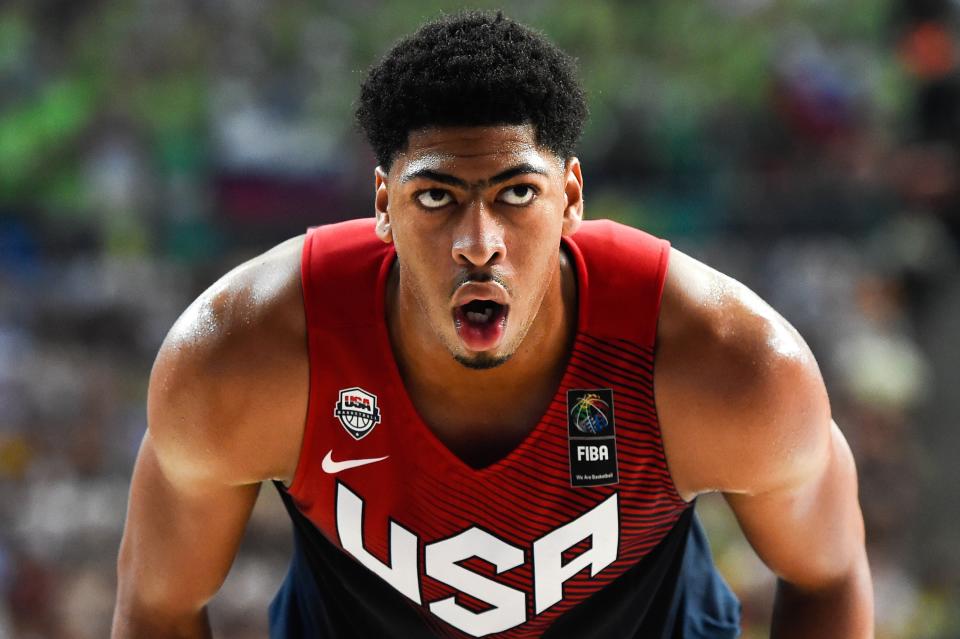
1, 0, 958, 637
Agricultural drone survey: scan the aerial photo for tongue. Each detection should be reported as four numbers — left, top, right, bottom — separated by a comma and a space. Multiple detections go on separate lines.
455, 304, 506, 352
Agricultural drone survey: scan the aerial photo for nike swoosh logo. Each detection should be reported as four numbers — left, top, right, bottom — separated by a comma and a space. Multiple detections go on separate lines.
322, 450, 389, 474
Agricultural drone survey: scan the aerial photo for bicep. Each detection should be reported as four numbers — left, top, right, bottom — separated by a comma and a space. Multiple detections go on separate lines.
117, 430, 261, 615
723, 421, 866, 590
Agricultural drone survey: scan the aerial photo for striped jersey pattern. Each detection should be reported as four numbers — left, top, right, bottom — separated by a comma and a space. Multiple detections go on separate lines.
409, 333, 690, 638
275, 218, 695, 638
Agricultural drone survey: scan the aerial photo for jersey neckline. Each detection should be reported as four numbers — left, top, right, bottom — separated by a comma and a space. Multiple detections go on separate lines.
371, 235, 590, 476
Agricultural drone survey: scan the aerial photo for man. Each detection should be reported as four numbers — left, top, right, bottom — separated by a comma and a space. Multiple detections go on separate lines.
112, 11, 873, 638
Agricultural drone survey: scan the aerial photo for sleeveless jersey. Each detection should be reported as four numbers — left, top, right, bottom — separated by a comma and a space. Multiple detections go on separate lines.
268, 218, 741, 638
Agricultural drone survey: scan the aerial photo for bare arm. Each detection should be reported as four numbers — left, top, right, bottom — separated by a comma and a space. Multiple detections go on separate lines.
112, 237, 307, 638
112, 432, 261, 638
726, 423, 872, 639
657, 249, 873, 638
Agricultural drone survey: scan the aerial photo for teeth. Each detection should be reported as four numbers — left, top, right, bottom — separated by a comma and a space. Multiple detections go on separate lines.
466, 307, 494, 323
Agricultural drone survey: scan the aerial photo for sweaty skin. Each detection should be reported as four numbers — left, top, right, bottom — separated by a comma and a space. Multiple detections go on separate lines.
112, 125, 873, 638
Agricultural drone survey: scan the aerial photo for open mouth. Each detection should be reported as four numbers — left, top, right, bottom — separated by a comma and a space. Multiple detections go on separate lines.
453, 299, 509, 351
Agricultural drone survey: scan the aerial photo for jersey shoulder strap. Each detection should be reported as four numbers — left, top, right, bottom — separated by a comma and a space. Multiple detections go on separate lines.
301, 218, 393, 331
565, 219, 671, 347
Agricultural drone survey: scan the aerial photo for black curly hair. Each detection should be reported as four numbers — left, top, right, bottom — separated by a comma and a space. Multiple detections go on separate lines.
356, 11, 587, 170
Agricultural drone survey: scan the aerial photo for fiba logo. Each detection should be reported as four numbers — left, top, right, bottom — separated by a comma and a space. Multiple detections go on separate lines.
334, 387, 382, 440
569, 392, 611, 435
567, 389, 617, 486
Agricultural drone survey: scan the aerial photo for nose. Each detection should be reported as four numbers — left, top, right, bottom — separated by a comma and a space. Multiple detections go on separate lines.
451, 200, 505, 267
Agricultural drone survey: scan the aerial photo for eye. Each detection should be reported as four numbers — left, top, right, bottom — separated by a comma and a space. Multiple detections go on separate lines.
416, 189, 454, 209
497, 184, 537, 206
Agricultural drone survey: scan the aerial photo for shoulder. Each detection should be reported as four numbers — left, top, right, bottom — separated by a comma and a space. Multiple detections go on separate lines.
654, 248, 832, 501
147, 235, 308, 486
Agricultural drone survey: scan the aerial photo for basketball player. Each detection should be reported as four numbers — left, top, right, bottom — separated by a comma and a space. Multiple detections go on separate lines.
112, 12, 873, 638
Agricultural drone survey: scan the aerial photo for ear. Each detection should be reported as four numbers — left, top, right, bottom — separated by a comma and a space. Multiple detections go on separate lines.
374, 166, 393, 244
561, 157, 584, 236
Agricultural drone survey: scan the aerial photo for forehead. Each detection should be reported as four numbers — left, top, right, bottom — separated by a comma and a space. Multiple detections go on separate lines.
392, 124, 562, 177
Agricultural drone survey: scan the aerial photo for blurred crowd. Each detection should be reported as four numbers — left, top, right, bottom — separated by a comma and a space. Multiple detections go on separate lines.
1, 1, 959, 637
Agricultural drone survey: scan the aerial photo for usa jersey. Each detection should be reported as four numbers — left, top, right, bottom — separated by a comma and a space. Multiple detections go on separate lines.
268, 219, 741, 638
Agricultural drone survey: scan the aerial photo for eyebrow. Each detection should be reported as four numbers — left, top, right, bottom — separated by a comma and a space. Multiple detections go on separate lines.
398, 163, 550, 189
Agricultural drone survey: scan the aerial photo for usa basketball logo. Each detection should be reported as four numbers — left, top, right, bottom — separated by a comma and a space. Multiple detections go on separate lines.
334, 387, 382, 440
569, 391, 611, 435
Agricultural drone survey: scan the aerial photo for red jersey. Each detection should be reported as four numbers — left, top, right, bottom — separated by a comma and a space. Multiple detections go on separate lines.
268, 218, 740, 638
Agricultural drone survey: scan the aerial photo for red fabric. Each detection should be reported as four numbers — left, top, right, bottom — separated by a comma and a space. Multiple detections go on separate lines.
288, 217, 683, 638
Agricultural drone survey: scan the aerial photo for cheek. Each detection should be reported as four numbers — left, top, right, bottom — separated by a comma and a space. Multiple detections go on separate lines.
395, 239, 453, 310
396, 216, 452, 262
512, 236, 561, 303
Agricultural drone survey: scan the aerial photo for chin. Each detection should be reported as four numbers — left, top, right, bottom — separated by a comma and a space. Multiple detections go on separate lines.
453, 351, 513, 370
